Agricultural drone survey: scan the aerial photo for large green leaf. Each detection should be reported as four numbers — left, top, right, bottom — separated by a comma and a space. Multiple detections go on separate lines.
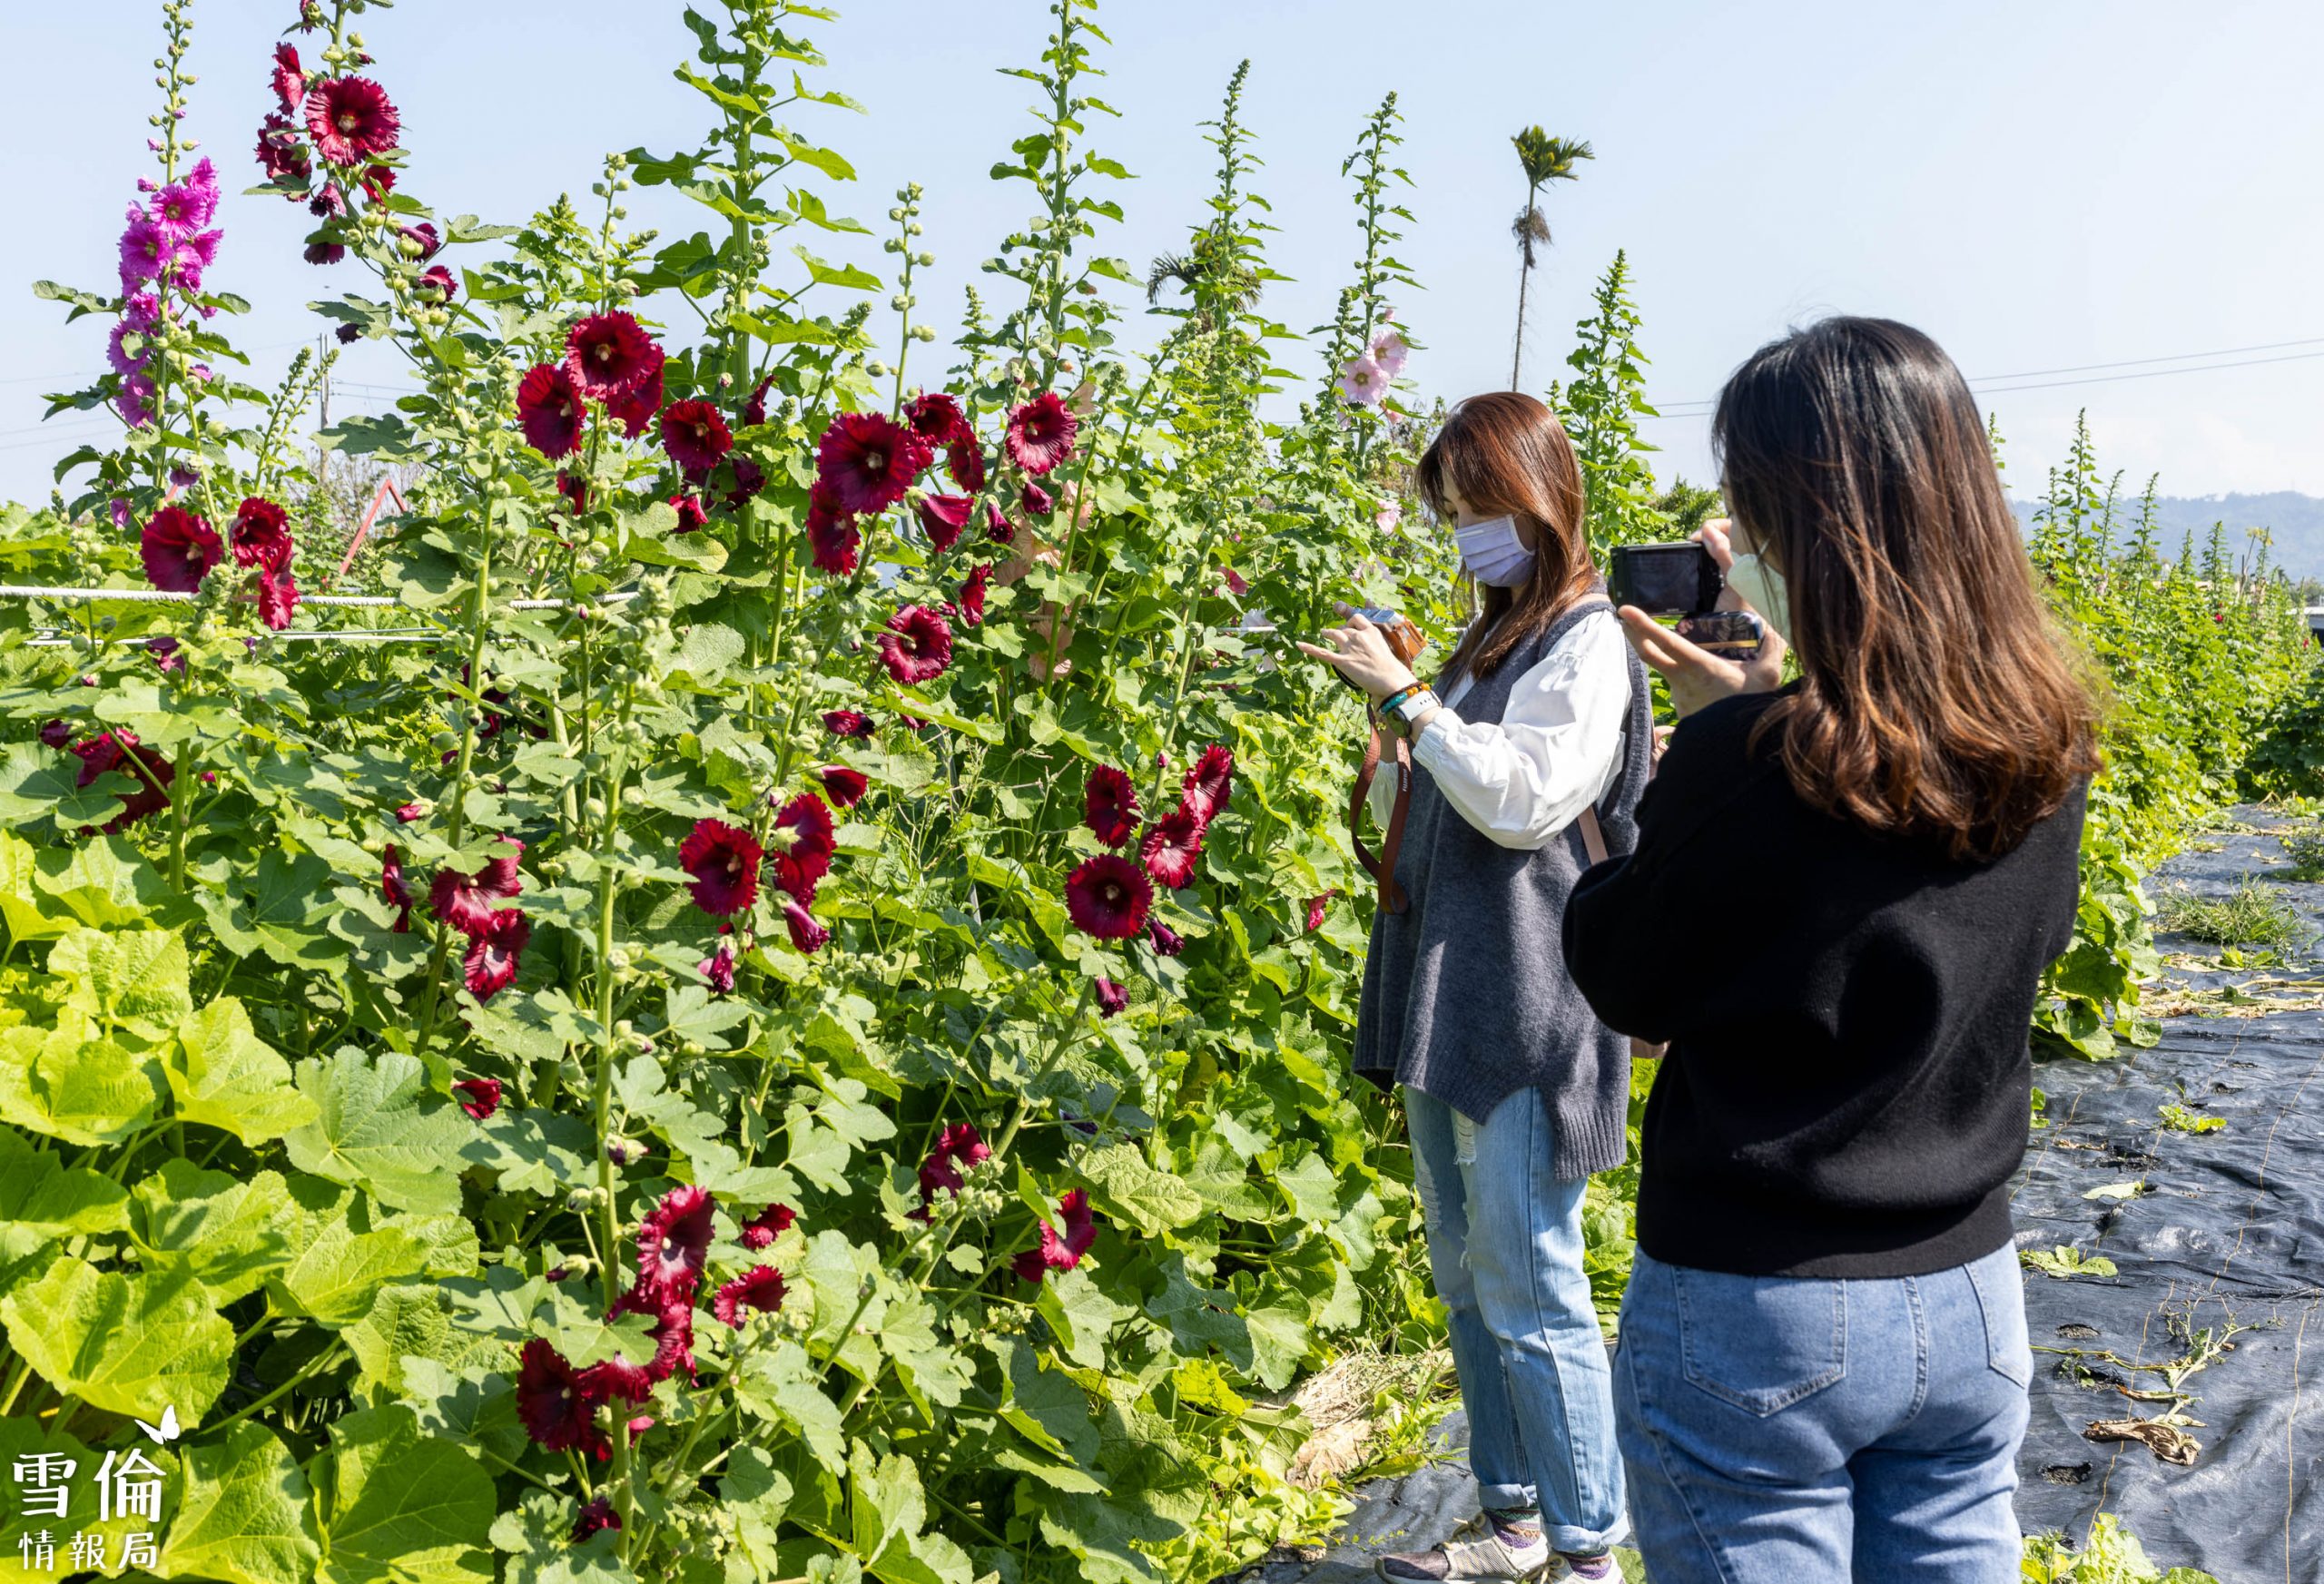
265, 1175, 435, 1327
127, 1160, 292, 1304
283, 1048, 468, 1214
0, 1123, 129, 1265
0, 1256, 234, 1422
33, 835, 189, 930
1080, 1142, 1203, 1236
0, 1015, 163, 1146
317, 1406, 494, 1584
156, 1423, 320, 1584
49, 927, 195, 1035
166, 999, 317, 1145
0, 830, 69, 943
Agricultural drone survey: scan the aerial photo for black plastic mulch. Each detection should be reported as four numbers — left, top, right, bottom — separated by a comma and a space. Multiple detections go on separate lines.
2012, 806, 2324, 1583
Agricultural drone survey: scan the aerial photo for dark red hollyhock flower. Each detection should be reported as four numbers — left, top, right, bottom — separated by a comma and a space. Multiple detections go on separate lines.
805, 501, 860, 577
516, 364, 586, 459
765, 792, 834, 901
303, 240, 346, 266
907, 390, 970, 446
397, 221, 441, 261
1305, 892, 1334, 932
255, 568, 299, 631
73, 732, 173, 831
229, 497, 293, 571
1065, 852, 1153, 940
723, 454, 767, 511
661, 398, 734, 475
678, 818, 762, 918
429, 839, 524, 936
635, 1184, 716, 1302
516, 1339, 611, 1460
334, 322, 359, 345
1020, 481, 1054, 517
1005, 391, 1078, 477
740, 373, 773, 428
957, 563, 990, 628
271, 44, 308, 115
254, 113, 311, 184
606, 348, 666, 439
670, 492, 709, 534
418, 264, 458, 306
1183, 744, 1236, 822
698, 938, 738, 994
946, 438, 987, 494
381, 844, 412, 932
615, 1291, 699, 1384
1094, 977, 1128, 1018
359, 162, 395, 202
739, 1203, 796, 1252
304, 76, 401, 166
564, 310, 658, 399
915, 494, 971, 553
984, 503, 1017, 546
1141, 804, 1206, 890
571, 1498, 622, 1543
1083, 765, 1141, 848
814, 411, 930, 517
919, 1122, 991, 1202
876, 605, 953, 685
822, 709, 874, 740
816, 765, 869, 808
1146, 918, 1184, 957
140, 506, 222, 593
555, 471, 589, 516
309, 185, 347, 222
781, 898, 830, 955
451, 1077, 502, 1120
714, 1266, 787, 1328
462, 909, 530, 1001
1012, 1188, 1098, 1284
39, 719, 71, 750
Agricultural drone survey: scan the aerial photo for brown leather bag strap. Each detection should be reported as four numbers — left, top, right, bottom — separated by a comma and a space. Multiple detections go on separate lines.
1349, 721, 1413, 915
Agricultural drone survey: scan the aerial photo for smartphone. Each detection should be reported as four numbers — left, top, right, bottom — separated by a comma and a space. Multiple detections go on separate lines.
1610, 543, 1721, 617
1674, 609, 1766, 662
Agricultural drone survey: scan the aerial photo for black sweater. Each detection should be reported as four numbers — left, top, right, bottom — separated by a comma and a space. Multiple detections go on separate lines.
1564, 687, 2085, 1278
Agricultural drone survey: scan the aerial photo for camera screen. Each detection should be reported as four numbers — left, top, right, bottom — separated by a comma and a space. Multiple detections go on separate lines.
1611, 544, 1718, 616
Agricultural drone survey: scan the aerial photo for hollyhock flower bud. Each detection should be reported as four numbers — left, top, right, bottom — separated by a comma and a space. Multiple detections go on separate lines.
781, 898, 830, 955
1146, 919, 1184, 957
451, 1077, 502, 1119
1305, 892, 1334, 932
698, 938, 738, 994
606, 1137, 645, 1166
1094, 977, 1128, 1018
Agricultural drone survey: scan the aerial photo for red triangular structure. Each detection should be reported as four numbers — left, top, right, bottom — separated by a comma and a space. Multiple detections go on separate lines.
331, 476, 408, 585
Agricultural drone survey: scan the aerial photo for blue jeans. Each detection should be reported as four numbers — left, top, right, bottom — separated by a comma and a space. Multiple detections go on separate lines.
1614, 1244, 2032, 1582
1405, 1087, 1626, 1555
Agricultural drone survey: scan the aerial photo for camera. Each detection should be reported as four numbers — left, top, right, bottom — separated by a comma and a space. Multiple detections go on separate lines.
1609, 543, 1766, 662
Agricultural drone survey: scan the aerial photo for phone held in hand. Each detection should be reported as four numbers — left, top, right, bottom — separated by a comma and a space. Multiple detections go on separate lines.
1609, 544, 1765, 661
1324, 607, 1427, 694
1673, 609, 1766, 661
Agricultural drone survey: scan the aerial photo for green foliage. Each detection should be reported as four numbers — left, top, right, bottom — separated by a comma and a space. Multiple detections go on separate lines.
2019, 1245, 2119, 1280
2156, 1103, 2223, 1135
1558, 251, 1669, 557
2022, 1513, 2220, 1582
2158, 881, 2313, 949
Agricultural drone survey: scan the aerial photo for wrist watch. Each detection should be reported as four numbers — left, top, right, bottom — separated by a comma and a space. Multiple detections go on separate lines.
1381, 686, 1439, 739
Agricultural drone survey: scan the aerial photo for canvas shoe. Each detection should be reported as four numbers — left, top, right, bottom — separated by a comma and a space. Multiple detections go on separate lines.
1375, 1513, 1550, 1582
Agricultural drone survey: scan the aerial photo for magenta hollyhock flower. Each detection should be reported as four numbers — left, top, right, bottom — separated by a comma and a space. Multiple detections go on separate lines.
670, 492, 709, 534
660, 398, 733, 475
766, 792, 834, 901
1083, 766, 1141, 849
919, 1122, 991, 1202
429, 841, 524, 936
1146, 918, 1184, 957
1219, 566, 1249, 596
915, 493, 971, 553
814, 411, 930, 517
418, 263, 458, 306
394, 801, 424, 822
359, 162, 395, 201
451, 1077, 502, 1120
107, 324, 145, 377
309, 184, 347, 221
946, 438, 987, 494
1019, 481, 1054, 517
1094, 977, 1128, 1018
302, 239, 345, 266
714, 1266, 786, 1328
516, 364, 586, 459
806, 502, 860, 577
699, 937, 738, 994
739, 1204, 796, 1251
115, 372, 159, 429
139, 506, 222, 593
1140, 804, 1206, 890
564, 310, 658, 398
229, 497, 294, 572
515, 1339, 610, 1461
462, 909, 530, 1000
635, 1184, 716, 1301
254, 113, 311, 184
397, 221, 441, 261
1184, 744, 1236, 822
271, 44, 308, 114
1066, 852, 1153, 940
1306, 893, 1334, 931
678, 818, 763, 918
1371, 327, 1411, 377
571, 1498, 621, 1543
305, 76, 401, 165
117, 212, 170, 288
381, 844, 412, 932
604, 347, 665, 439
816, 765, 869, 808
1012, 1188, 1098, 1284
741, 373, 773, 428
1335, 354, 1386, 407
984, 502, 1016, 546
1004, 391, 1078, 476
877, 605, 953, 685
907, 390, 971, 446
823, 709, 874, 740
152, 173, 218, 242
957, 563, 990, 628
781, 897, 829, 955
614, 1289, 699, 1384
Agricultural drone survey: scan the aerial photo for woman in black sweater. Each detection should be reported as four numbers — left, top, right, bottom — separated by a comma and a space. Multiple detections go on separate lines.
1566, 317, 2099, 1582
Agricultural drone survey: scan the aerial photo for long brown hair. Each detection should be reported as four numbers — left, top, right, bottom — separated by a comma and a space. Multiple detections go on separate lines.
1413, 391, 1600, 684
1715, 317, 2101, 860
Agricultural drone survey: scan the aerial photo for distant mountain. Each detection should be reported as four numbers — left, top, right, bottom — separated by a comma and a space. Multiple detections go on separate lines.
2010, 493, 2324, 584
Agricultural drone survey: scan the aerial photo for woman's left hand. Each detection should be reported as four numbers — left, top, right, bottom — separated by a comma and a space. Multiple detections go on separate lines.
1296, 603, 1419, 702
1617, 605, 1785, 718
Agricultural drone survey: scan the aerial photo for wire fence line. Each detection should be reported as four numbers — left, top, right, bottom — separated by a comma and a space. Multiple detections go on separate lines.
0, 584, 636, 647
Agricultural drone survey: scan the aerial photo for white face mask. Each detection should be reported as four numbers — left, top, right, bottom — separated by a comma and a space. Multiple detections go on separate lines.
1723, 551, 1791, 644
1453, 515, 1536, 588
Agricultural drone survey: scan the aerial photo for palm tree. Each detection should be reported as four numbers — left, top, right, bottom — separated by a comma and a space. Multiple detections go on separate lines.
1508, 128, 1593, 389
1145, 225, 1263, 333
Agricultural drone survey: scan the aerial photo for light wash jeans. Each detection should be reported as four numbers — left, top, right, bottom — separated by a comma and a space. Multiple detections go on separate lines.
1404, 1086, 1627, 1556
1613, 1244, 2032, 1582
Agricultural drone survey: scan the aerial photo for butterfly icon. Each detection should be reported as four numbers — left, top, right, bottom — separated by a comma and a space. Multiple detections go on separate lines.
133, 1405, 181, 1446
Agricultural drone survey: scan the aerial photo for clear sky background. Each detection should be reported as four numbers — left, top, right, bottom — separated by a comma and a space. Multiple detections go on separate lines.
4, 0, 2319, 508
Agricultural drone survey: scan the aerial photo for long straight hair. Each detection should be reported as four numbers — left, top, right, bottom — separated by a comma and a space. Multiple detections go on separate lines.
1413, 391, 1600, 684
1715, 317, 2101, 860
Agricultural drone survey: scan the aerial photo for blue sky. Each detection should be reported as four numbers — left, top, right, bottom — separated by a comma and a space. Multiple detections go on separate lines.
5, 0, 2319, 507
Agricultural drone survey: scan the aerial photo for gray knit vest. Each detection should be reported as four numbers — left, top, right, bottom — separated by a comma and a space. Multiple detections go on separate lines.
1352, 596, 1653, 1181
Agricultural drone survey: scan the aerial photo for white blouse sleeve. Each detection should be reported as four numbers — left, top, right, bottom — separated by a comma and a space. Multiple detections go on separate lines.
1408, 610, 1631, 851
1365, 750, 1400, 830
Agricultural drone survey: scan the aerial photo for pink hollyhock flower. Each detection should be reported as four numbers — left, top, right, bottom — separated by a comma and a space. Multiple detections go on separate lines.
946, 438, 987, 493
418, 264, 458, 305
381, 844, 412, 931
1094, 977, 1128, 1018
1146, 918, 1184, 957
1140, 804, 1206, 889
822, 709, 874, 740
816, 765, 869, 808
916, 493, 971, 553
429, 841, 524, 936
984, 503, 1016, 546
106, 320, 147, 376
451, 1077, 502, 1119
1377, 499, 1403, 534
815, 411, 929, 517
1011, 1188, 1098, 1283
714, 1266, 786, 1328
671, 492, 709, 534
1370, 327, 1410, 377
229, 497, 294, 571
957, 563, 990, 628
152, 171, 219, 241
1305, 892, 1334, 932
564, 310, 658, 398
1083, 765, 1141, 848
661, 398, 733, 475
806, 501, 860, 577
271, 44, 308, 114
699, 938, 738, 994
739, 1204, 796, 1251
766, 792, 835, 900
1065, 853, 1152, 940
1219, 566, 1249, 596
678, 818, 763, 918
1004, 391, 1078, 476
741, 373, 773, 428
115, 372, 159, 429
907, 390, 971, 446
571, 1498, 621, 1543
605, 348, 666, 439
919, 1122, 991, 1203
462, 909, 530, 1000
254, 114, 311, 184
117, 212, 171, 288
305, 76, 401, 165
876, 605, 953, 685
635, 1184, 716, 1301
397, 221, 441, 261
1184, 744, 1236, 821
1019, 481, 1054, 517
1336, 355, 1386, 407
515, 1339, 610, 1461
395, 801, 424, 822
781, 897, 829, 955
140, 506, 221, 593
516, 364, 586, 459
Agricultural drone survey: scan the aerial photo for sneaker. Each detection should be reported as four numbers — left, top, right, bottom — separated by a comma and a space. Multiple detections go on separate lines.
1545, 1556, 1618, 1581
1375, 1514, 1550, 1582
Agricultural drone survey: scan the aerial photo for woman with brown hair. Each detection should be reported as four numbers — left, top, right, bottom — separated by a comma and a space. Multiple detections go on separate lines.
1302, 390, 1651, 1581
1567, 317, 2100, 1580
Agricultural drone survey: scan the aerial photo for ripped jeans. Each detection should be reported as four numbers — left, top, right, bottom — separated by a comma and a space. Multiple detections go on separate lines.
1403, 1086, 1628, 1556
